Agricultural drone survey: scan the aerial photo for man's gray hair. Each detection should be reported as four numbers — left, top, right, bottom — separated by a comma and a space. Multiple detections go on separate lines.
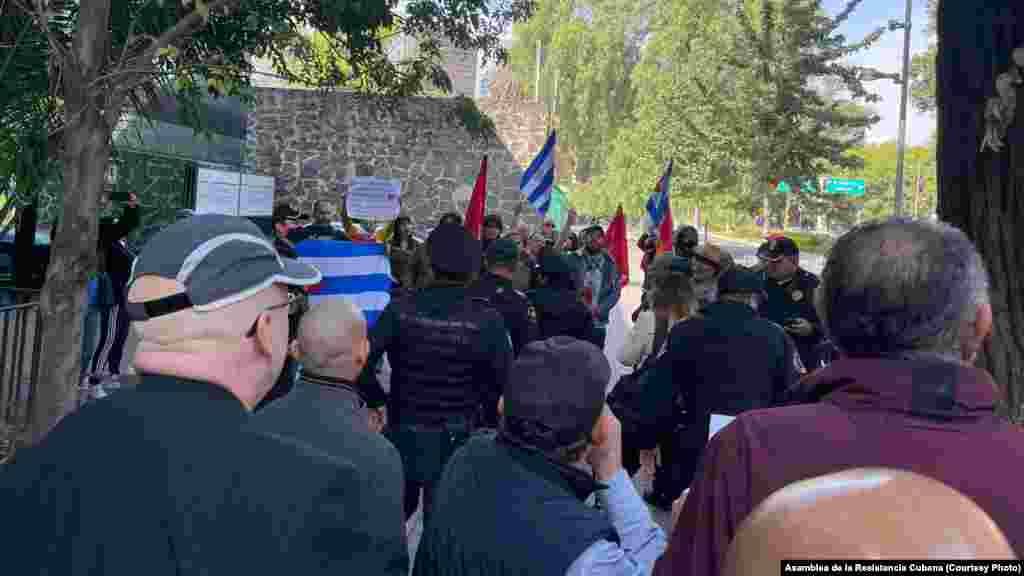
817, 218, 990, 358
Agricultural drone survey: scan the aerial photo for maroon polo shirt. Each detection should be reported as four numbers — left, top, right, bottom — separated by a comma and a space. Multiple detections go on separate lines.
656, 357, 1024, 576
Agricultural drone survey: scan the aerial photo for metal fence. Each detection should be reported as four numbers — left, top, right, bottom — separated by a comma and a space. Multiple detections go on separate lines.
0, 290, 42, 461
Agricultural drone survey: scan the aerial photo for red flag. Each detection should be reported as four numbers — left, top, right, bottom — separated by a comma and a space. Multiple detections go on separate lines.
656, 201, 673, 254
653, 160, 674, 254
605, 205, 630, 288
464, 155, 488, 240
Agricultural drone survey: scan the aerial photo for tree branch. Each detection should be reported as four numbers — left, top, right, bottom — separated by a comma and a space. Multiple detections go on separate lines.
139, 0, 240, 65
114, 0, 159, 80
11, 0, 67, 61
0, 18, 33, 81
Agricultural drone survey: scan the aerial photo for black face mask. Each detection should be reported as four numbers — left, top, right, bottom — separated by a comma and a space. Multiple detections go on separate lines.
255, 356, 299, 412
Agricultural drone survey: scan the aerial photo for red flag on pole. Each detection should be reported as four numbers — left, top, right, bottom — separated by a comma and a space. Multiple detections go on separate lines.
464, 155, 488, 240
657, 201, 674, 255
606, 205, 630, 288
654, 160, 674, 254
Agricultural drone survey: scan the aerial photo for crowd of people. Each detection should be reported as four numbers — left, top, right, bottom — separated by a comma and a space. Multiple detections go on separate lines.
0, 198, 1020, 574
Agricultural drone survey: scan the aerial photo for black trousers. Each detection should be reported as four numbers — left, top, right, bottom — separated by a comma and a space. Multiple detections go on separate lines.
389, 423, 471, 524
652, 414, 709, 504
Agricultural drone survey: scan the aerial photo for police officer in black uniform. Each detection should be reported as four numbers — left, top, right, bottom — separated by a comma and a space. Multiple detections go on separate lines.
756, 236, 826, 370
527, 249, 601, 348
358, 222, 512, 524
468, 238, 538, 357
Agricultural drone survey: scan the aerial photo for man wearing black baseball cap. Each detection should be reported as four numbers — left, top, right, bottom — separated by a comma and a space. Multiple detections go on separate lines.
756, 235, 825, 369
359, 222, 512, 524
414, 337, 667, 576
0, 215, 401, 574
469, 238, 538, 357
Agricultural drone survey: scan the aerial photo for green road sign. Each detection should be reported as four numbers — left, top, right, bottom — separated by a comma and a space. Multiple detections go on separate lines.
775, 180, 818, 194
824, 177, 865, 196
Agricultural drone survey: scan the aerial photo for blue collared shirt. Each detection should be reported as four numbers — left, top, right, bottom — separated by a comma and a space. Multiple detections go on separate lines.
565, 469, 668, 576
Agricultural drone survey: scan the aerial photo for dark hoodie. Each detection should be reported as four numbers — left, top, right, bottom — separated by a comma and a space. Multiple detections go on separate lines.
657, 357, 1024, 576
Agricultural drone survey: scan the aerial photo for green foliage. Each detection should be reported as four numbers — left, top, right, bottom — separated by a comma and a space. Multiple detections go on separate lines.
909, 0, 938, 113
509, 0, 642, 183
509, 0, 883, 223
449, 96, 497, 141
830, 141, 937, 221
0, 0, 534, 201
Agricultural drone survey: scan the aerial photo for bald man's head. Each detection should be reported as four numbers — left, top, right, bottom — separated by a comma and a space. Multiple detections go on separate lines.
724, 468, 1014, 574
296, 298, 368, 381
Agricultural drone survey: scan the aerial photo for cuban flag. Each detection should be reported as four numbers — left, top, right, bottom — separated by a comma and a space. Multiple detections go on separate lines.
644, 159, 674, 254
520, 130, 556, 215
294, 240, 392, 327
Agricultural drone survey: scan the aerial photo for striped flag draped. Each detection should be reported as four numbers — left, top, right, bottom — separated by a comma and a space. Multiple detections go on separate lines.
644, 159, 674, 253
294, 240, 392, 328
520, 130, 556, 215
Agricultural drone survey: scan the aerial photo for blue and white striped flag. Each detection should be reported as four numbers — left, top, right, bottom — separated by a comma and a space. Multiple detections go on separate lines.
644, 159, 673, 233
520, 130, 556, 215
294, 240, 392, 327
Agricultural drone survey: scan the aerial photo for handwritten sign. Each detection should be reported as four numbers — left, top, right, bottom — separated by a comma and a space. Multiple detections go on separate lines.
346, 177, 401, 221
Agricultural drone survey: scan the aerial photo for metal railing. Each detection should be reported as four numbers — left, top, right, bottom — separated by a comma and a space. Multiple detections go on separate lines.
0, 290, 42, 461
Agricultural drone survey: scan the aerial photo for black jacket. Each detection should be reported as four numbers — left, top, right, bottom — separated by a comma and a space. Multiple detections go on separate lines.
527, 287, 601, 348
413, 433, 618, 576
255, 373, 408, 575
0, 375, 367, 575
273, 235, 298, 259
759, 268, 825, 369
668, 302, 800, 418
289, 223, 349, 243
359, 285, 512, 428
468, 272, 538, 357
99, 204, 141, 303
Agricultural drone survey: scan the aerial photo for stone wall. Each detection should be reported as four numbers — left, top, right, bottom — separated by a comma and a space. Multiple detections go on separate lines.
246, 88, 552, 231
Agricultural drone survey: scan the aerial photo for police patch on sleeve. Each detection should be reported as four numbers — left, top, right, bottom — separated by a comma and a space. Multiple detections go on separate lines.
792, 290, 804, 302
526, 304, 538, 322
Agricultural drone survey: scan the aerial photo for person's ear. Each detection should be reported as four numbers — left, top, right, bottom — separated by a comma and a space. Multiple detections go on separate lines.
497, 396, 504, 416
589, 406, 611, 447
254, 313, 276, 358
354, 337, 369, 371
962, 302, 993, 364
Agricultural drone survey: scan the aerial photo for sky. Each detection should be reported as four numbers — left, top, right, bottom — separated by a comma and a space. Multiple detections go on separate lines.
822, 0, 935, 147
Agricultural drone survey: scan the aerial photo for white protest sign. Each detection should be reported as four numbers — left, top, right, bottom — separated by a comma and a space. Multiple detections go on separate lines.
239, 173, 275, 217
195, 167, 241, 216
346, 177, 401, 221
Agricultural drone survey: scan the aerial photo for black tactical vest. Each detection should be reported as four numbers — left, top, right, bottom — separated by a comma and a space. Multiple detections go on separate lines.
388, 294, 500, 426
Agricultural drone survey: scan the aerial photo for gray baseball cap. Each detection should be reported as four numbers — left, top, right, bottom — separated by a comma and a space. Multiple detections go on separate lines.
125, 214, 321, 321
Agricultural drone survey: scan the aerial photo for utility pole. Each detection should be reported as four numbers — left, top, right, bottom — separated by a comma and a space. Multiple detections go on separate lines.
535, 40, 542, 104
893, 0, 913, 216
913, 162, 921, 217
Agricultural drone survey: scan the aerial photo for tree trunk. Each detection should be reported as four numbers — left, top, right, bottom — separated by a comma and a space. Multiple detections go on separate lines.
29, 0, 113, 442
937, 2, 1024, 421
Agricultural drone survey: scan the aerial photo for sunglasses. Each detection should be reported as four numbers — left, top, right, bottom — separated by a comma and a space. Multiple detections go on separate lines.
244, 291, 304, 338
